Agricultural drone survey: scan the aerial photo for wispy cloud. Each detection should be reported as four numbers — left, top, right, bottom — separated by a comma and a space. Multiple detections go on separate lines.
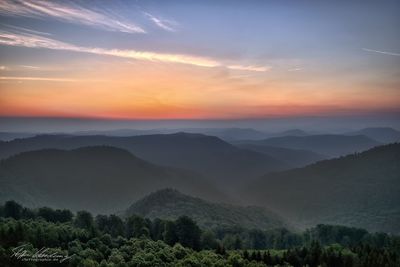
0, 31, 269, 72
0, 76, 78, 82
227, 65, 271, 72
0, 0, 145, 34
362, 48, 400, 57
288, 67, 302, 71
20, 65, 40, 69
1, 23, 52, 36
0, 76, 109, 82
143, 12, 177, 32
0, 65, 8, 70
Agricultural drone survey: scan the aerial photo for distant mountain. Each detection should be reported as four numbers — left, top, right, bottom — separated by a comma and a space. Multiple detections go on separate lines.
242, 143, 400, 233
199, 128, 268, 141
0, 127, 309, 142
74, 129, 160, 136
236, 134, 380, 157
74, 128, 313, 141
271, 129, 309, 137
0, 133, 289, 186
345, 127, 400, 143
73, 127, 268, 141
126, 188, 287, 230
0, 132, 36, 141
237, 144, 326, 167
0, 146, 224, 214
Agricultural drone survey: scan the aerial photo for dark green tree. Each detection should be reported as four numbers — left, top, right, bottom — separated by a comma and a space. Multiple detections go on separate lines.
175, 216, 201, 250
163, 220, 178, 246
4, 200, 22, 219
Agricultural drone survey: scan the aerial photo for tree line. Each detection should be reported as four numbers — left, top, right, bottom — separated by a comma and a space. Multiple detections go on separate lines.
1, 200, 399, 266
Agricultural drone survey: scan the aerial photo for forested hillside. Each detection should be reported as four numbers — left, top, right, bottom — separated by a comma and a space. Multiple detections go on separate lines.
0, 146, 224, 214
236, 144, 326, 167
126, 189, 286, 230
0, 133, 289, 186
345, 127, 400, 143
243, 143, 400, 233
237, 134, 380, 157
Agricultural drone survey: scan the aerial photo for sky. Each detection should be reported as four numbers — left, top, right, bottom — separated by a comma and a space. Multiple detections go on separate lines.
0, 0, 399, 125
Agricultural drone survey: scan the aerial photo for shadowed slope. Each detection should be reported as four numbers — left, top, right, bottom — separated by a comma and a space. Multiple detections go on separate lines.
0, 146, 224, 214
242, 143, 400, 233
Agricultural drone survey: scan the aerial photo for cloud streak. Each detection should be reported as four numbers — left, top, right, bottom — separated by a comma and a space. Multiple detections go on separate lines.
0, 0, 145, 33
0, 76, 78, 82
1, 23, 52, 36
362, 48, 400, 57
227, 65, 271, 72
20, 65, 40, 69
288, 67, 302, 71
0, 31, 269, 71
143, 12, 177, 32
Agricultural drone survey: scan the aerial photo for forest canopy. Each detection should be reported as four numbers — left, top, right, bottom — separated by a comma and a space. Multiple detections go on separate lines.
1, 201, 399, 267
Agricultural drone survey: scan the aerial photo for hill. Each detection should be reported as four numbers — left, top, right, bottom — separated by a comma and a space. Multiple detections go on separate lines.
0, 133, 289, 186
74, 127, 268, 141
0, 132, 35, 141
237, 144, 326, 167
0, 146, 224, 214
195, 128, 267, 141
345, 127, 400, 143
271, 129, 309, 137
242, 143, 400, 233
237, 134, 380, 157
125, 188, 287, 230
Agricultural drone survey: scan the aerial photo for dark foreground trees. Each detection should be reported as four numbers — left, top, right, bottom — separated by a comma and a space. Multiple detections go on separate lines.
0, 201, 399, 266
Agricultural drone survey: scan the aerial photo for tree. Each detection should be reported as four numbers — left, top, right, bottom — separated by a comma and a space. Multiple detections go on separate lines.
175, 216, 201, 250
201, 230, 218, 250
222, 234, 236, 249
75, 211, 95, 231
126, 215, 149, 238
4, 200, 22, 219
38, 207, 57, 222
163, 220, 178, 246
234, 235, 242, 249
150, 218, 165, 241
243, 250, 250, 260
96, 215, 109, 232
249, 229, 266, 249
58, 209, 73, 222
108, 215, 124, 237
215, 242, 226, 255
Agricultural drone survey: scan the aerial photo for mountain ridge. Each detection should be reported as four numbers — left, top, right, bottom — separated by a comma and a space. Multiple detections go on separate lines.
0, 132, 290, 186
126, 188, 288, 230
242, 143, 400, 233
235, 134, 380, 157
0, 146, 225, 214
345, 127, 400, 143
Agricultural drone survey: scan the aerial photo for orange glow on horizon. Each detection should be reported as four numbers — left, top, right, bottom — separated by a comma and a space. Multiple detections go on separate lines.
1, 59, 399, 120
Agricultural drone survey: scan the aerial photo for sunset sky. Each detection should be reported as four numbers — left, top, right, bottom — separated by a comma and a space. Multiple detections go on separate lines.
0, 0, 399, 120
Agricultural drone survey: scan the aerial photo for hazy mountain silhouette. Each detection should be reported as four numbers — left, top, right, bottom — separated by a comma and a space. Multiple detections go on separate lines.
0, 132, 36, 141
236, 134, 380, 157
126, 188, 287, 230
0, 133, 289, 186
74, 128, 160, 136
237, 144, 326, 167
270, 129, 309, 137
74, 127, 269, 141
196, 128, 268, 140
0, 146, 225, 214
242, 143, 400, 233
345, 127, 400, 143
